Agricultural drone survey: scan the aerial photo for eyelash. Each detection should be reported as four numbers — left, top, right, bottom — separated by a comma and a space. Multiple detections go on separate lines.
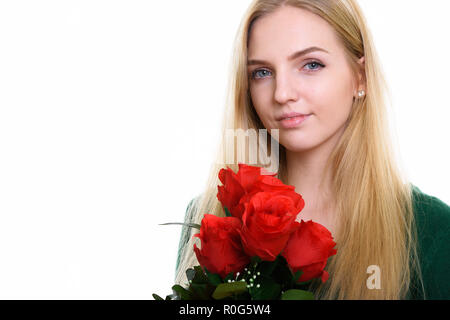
250, 61, 325, 80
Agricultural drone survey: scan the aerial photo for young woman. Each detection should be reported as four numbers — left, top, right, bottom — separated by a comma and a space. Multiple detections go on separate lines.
175, 0, 450, 299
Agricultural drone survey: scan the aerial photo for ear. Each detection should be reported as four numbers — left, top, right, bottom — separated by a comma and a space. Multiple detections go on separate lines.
357, 56, 366, 91
353, 56, 366, 96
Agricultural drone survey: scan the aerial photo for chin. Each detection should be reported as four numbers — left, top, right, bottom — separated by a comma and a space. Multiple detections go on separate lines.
280, 127, 336, 153
280, 138, 320, 153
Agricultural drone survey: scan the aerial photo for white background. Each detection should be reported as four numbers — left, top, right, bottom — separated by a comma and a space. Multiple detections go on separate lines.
0, 0, 448, 299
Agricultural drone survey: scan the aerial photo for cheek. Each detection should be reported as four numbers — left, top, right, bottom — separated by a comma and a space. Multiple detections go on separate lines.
250, 86, 273, 126
313, 77, 354, 124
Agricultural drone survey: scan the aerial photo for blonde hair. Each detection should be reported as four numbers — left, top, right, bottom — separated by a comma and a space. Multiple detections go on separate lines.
175, 0, 425, 299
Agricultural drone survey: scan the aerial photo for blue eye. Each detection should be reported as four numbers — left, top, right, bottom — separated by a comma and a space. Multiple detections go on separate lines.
251, 69, 272, 79
250, 61, 325, 80
304, 61, 325, 71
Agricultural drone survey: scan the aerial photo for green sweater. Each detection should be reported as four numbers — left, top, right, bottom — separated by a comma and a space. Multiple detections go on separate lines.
175, 185, 450, 300
407, 185, 450, 299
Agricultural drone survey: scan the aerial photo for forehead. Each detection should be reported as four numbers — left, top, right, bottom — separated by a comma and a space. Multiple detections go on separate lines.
248, 6, 340, 58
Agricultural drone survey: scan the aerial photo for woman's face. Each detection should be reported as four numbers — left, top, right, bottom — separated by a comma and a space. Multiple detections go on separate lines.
247, 6, 365, 152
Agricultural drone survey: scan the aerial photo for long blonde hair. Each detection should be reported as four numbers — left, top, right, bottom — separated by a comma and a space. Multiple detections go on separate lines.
175, 0, 425, 299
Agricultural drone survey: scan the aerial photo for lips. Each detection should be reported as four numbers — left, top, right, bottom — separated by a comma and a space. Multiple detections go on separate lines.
277, 112, 310, 121
284, 115, 303, 120
278, 113, 311, 129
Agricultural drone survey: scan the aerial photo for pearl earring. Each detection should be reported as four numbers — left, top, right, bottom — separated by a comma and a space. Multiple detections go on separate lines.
358, 90, 365, 98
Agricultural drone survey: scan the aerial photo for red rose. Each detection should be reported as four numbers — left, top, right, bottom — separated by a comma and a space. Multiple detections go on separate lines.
282, 220, 337, 283
256, 174, 296, 193
217, 167, 246, 219
217, 164, 280, 219
238, 191, 305, 261
235, 163, 273, 190
193, 214, 250, 279
235, 174, 298, 211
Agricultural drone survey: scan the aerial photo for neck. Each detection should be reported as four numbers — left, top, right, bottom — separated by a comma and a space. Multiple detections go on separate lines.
286, 149, 334, 214
285, 127, 344, 215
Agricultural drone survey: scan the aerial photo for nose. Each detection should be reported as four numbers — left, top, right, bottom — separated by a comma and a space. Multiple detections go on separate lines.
274, 69, 299, 105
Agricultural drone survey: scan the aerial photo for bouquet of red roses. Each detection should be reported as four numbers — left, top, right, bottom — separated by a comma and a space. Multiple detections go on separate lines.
154, 163, 337, 300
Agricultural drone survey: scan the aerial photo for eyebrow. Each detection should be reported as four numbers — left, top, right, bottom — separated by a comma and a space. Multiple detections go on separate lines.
247, 46, 329, 66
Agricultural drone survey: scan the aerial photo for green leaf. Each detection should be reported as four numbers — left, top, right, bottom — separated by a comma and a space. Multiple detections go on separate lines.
152, 293, 164, 300
186, 268, 196, 282
296, 279, 314, 287
166, 293, 178, 300
256, 260, 278, 277
280, 289, 314, 300
250, 276, 281, 300
189, 283, 211, 300
250, 256, 262, 265
223, 271, 235, 284
159, 222, 201, 230
271, 256, 294, 286
212, 281, 248, 300
192, 266, 209, 284
293, 270, 303, 283
204, 269, 222, 286
172, 284, 193, 300
224, 206, 232, 217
